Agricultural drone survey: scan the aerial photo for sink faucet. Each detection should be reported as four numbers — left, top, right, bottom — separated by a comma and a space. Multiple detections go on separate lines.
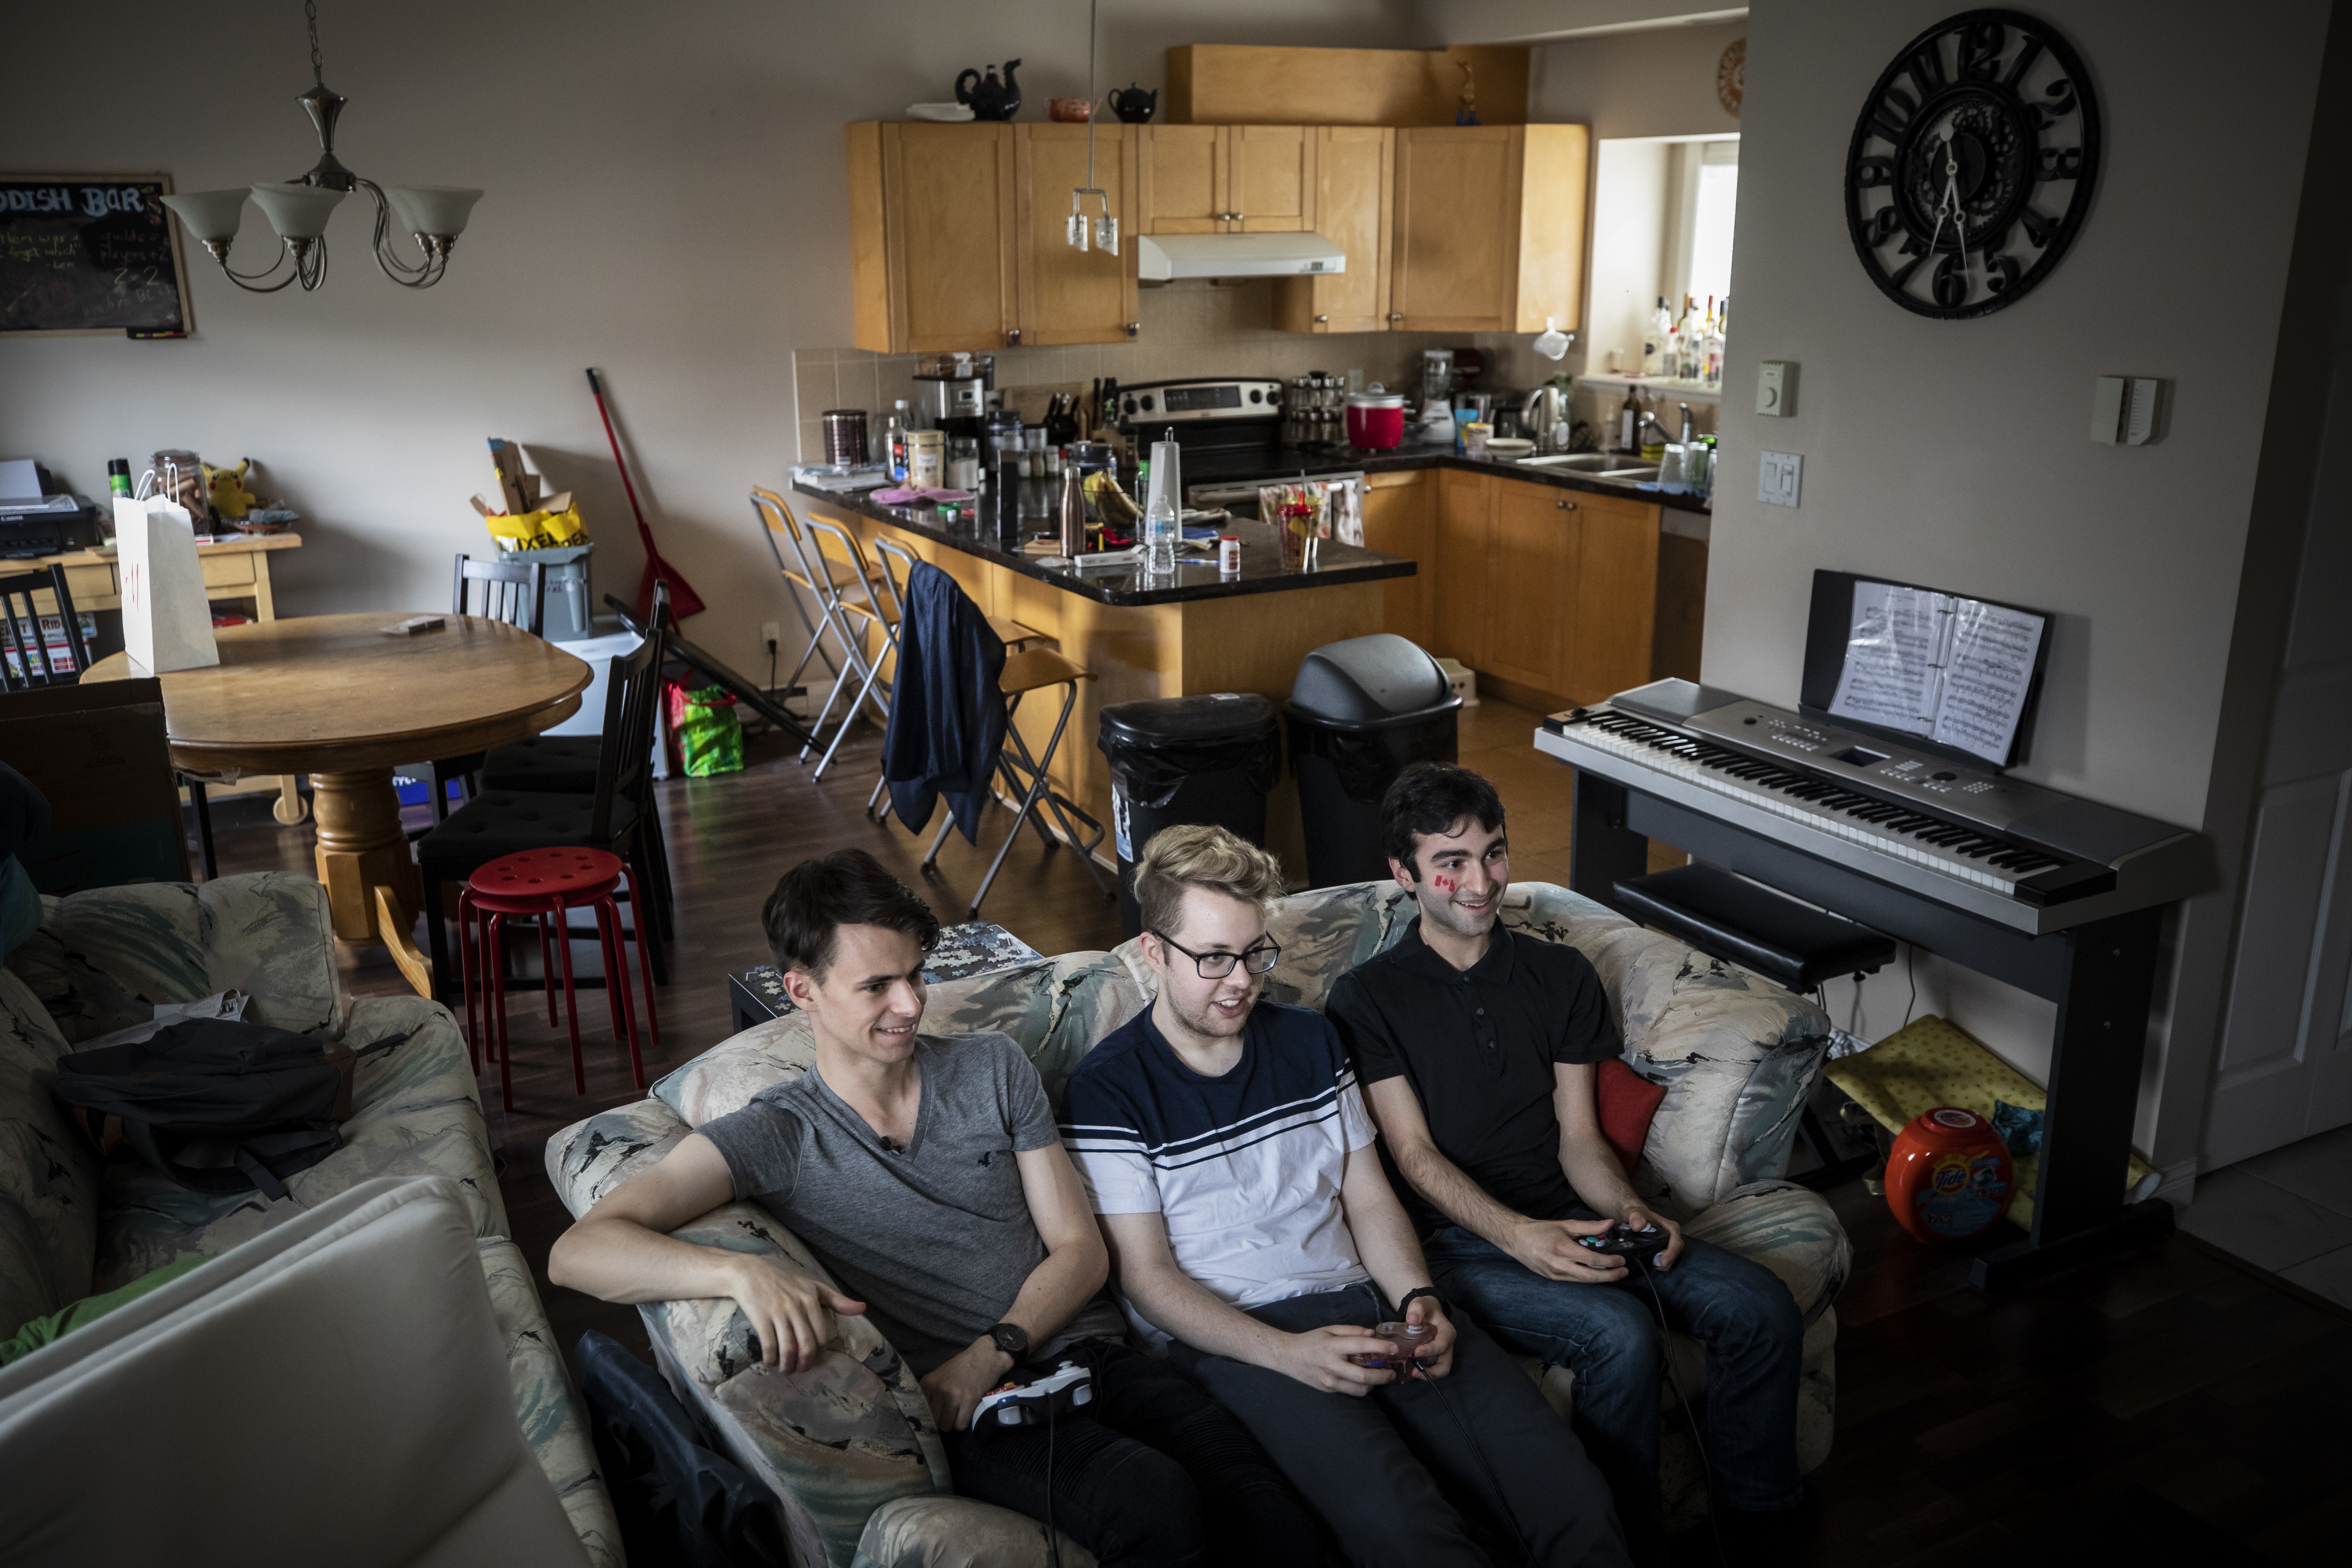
1678, 402, 1695, 446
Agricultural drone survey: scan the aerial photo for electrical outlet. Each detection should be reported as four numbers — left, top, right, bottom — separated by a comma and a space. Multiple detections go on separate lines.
1759, 451, 1803, 508
761, 620, 781, 652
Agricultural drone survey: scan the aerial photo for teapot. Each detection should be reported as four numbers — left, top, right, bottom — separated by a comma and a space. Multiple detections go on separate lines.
1106, 83, 1157, 124
955, 59, 1022, 122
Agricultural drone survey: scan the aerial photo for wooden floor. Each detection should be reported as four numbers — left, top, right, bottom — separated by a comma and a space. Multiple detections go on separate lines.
201, 695, 2352, 1565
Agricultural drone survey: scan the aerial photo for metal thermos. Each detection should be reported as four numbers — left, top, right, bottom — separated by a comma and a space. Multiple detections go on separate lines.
1058, 467, 1087, 557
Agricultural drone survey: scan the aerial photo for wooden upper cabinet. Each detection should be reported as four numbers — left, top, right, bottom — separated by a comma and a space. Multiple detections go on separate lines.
1228, 126, 1317, 232
1015, 124, 1139, 346
1485, 479, 1581, 696
1273, 127, 1391, 334
1138, 126, 1224, 235
847, 122, 1016, 353
1392, 124, 1588, 334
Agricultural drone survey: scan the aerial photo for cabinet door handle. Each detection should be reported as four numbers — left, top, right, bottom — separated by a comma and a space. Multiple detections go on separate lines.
1556, 499, 1577, 510
1314, 314, 1329, 324
1388, 312, 1404, 323
1126, 321, 1140, 337
1005, 328, 1022, 346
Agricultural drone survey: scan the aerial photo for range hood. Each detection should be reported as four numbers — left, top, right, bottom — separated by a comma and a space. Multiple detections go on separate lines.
1136, 231, 1348, 284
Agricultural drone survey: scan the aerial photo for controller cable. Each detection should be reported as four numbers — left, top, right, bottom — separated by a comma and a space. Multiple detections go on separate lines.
1630, 1252, 1729, 1568
1043, 1388, 1062, 1568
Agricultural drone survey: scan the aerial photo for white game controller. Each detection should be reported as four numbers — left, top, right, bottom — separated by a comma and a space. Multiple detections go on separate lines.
973, 1360, 1095, 1428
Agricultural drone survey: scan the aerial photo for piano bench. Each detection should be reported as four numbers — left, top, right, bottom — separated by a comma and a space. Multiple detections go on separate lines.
1613, 864, 1898, 992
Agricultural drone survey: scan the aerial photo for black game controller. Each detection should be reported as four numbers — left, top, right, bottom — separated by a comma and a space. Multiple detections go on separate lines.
1577, 1223, 1670, 1266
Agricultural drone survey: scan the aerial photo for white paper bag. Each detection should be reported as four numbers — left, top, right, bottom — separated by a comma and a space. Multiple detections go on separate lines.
116, 495, 219, 673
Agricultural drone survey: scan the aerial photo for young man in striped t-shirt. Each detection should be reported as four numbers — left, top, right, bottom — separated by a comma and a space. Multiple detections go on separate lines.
1062, 825, 1628, 1568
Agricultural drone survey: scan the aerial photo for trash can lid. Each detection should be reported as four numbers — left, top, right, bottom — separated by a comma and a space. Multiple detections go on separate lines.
1100, 692, 1278, 749
1288, 635, 1459, 727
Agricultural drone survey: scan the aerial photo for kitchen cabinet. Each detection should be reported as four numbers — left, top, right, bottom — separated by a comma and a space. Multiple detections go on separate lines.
846, 122, 1017, 353
1015, 124, 1140, 347
1568, 489, 1662, 706
1390, 125, 1588, 334
1139, 125, 1317, 234
1486, 479, 1579, 694
1360, 468, 1430, 647
1272, 127, 1392, 335
1432, 468, 1492, 670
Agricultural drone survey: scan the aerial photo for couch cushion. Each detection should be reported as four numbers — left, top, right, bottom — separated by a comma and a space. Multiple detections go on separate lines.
0, 969, 100, 1330
6, 874, 341, 1044
653, 952, 1143, 1127
478, 1236, 623, 1568
1679, 1181, 1852, 1326
89, 995, 505, 1289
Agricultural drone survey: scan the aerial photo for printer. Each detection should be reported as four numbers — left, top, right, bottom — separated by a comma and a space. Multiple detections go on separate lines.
0, 463, 98, 559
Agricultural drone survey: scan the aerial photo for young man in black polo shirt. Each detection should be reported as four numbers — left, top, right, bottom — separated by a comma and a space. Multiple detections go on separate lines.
1324, 764, 1806, 1565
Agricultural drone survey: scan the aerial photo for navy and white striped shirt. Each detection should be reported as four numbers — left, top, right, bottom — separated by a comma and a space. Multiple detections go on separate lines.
1060, 1001, 1374, 1345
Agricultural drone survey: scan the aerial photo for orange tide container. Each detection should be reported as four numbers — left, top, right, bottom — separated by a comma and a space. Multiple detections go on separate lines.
1884, 1106, 2012, 1242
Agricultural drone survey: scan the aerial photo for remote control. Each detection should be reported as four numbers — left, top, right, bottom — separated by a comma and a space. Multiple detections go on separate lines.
1350, 1321, 1434, 1371
1576, 1223, 1670, 1266
973, 1361, 1095, 1428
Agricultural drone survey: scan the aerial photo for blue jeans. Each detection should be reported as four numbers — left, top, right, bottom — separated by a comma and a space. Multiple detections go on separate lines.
1423, 1221, 1804, 1523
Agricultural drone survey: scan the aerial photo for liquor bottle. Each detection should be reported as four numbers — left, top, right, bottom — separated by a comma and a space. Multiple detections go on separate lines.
1704, 297, 1726, 389
1641, 297, 1669, 378
884, 401, 910, 484
1619, 382, 1641, 454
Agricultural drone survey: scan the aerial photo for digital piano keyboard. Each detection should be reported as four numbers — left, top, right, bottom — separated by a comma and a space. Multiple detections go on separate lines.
1536, 679, 2207, 937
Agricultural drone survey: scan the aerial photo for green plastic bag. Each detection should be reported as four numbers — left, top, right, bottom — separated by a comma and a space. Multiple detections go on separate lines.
665, 681, 744, 777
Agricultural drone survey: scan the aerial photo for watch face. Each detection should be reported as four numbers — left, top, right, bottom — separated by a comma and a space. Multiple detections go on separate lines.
1845, 9, 2100, 319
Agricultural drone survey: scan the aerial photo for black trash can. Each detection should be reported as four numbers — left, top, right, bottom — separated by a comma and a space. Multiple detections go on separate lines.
1285, 634, 1463, 889
1099, 693, 1284, 938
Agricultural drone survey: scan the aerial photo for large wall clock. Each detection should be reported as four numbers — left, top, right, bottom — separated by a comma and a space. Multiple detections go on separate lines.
1845, 9, 2099, 319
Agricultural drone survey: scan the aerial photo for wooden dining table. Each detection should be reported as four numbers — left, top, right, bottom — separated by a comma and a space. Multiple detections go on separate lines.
87, 613, 593, 997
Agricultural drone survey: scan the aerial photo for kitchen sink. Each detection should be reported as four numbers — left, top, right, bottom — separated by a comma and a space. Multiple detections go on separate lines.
1515, 453, 1659, 481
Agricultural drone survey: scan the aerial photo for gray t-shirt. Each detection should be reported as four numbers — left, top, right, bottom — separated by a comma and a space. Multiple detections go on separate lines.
698, 1031, 1123, 1376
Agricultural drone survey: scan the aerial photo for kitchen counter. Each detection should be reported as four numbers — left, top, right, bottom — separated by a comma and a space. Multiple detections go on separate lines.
1195, 440, 1715, 519
789, 479, 1416, 607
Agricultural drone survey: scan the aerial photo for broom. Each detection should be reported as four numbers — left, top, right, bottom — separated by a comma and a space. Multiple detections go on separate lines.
587, 367, 707, 621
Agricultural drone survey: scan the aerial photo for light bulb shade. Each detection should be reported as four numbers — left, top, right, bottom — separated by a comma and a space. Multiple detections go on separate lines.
159, 189, 251, 243
385, 185, 482, 237
250, 182, 348, 239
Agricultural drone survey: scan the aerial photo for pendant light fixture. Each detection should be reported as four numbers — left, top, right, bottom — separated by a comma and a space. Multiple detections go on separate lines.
1067, 0, 1117, 254
160, 0, 481, 293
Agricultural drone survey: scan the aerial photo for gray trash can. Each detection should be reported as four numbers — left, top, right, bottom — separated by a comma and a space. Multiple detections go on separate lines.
1100, 693, 1283, 939
1285, 634, 1463, 889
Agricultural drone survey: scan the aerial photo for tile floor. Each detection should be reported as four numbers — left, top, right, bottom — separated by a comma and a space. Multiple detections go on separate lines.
2176, 1123, 2352, 1309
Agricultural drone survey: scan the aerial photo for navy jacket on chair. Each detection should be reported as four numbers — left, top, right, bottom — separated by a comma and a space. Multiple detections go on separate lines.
883, 561, 1007, 844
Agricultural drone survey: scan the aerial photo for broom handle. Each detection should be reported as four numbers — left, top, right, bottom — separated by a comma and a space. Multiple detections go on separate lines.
586, 367, 652, 536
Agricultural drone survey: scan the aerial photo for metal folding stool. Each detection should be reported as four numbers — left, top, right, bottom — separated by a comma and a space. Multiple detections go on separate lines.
748, 486, 893, 768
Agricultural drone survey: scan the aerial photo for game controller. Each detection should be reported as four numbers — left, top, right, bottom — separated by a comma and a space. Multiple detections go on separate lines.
1350, 1321, 1434, 1371
973, 1361, 1095, 1428
1576, 1223, 1670, 1266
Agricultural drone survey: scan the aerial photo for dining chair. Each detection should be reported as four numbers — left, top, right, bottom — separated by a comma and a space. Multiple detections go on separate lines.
417, 584, 669, 1014
414, 554, 551, 829
0, 565, 84, 691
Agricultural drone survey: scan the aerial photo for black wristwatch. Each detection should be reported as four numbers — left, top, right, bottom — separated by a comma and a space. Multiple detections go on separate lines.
1396, 1287, 1443, 1317
986, 1322, 1030, 1362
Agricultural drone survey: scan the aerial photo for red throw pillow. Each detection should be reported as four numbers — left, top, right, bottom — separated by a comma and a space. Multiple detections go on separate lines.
1596, 1058, 1667, 1176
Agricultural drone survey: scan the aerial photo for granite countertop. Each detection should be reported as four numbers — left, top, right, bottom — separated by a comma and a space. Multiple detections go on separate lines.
792, 480, 1416, 607
1234, 440, 1715, 517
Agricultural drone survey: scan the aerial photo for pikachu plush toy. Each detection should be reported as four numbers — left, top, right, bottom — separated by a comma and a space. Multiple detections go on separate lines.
203, 458, 262, 522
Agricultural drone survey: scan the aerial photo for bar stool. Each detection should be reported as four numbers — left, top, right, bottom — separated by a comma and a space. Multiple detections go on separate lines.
457, 847, 658, 1112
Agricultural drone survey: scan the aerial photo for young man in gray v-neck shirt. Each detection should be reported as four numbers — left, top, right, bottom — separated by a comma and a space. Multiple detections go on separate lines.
551, 850, 1317, 1568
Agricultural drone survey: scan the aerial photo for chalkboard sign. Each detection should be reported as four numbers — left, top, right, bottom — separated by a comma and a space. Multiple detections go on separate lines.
0, 174, 195, 338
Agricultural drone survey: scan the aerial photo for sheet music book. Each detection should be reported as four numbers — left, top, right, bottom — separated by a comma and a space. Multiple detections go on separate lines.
1828, 580, 2045, 765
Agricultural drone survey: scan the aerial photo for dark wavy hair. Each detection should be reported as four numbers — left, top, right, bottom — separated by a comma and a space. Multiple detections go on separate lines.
761, 849, 940, 977
1379, 762, 1506, 879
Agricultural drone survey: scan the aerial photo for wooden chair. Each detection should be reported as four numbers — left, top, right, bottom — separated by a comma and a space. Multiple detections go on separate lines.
417, 584, 669, 1011
417, 554, 550, 827
0, 678, 190, 892
0, 565, 85, 691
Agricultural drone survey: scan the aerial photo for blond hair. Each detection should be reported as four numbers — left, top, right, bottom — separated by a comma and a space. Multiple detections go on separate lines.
1134, 823, 1285, 938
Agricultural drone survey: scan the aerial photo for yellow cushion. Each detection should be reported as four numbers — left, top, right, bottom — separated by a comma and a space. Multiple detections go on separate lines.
1825, 1014, 2155, 1231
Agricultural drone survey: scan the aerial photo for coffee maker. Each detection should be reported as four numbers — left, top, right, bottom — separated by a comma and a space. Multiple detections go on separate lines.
914, 353, 993, 441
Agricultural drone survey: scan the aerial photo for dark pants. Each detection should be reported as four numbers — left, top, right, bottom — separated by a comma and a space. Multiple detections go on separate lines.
1423, 1218, 1805, 1552
1171, 1284, 1630, 1568
941, 1336, 1322, 1568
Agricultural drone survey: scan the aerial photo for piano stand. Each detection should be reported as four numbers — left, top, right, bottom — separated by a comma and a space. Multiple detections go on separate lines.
1570, 773, 2172, 1291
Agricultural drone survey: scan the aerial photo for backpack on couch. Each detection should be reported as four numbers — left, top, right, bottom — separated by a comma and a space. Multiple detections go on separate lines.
50, 1017, 359, 1201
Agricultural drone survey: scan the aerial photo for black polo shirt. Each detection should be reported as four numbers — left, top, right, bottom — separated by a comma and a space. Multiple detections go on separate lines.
1326, 919, 1619, 1233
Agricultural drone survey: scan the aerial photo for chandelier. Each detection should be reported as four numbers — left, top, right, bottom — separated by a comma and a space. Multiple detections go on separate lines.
1067, 0, 1115, 254
160, 1, 480, 293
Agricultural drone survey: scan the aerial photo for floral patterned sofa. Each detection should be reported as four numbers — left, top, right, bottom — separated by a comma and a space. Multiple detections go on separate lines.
0, 872, 620, 1567
550, 879, 1850, 1568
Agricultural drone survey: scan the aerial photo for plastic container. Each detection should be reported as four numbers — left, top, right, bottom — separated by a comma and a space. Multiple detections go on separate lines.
506, 541, 595, 642
1284, 634, 1463, 888
1099, 694, 1284, 938
1884, 1106, 2013, 1242
1346, 392, 1406, 451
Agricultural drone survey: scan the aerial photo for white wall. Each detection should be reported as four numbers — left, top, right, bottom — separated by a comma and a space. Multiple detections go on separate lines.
1532, 18, 1745, 140
0, 0, 1434, 671
1719, 0, 2332, 1167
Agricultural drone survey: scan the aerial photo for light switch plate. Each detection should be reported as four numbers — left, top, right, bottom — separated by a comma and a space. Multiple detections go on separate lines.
1757, 361, 1795, 417
1759, 451, 1802, 507
2092, 375, 2164, 445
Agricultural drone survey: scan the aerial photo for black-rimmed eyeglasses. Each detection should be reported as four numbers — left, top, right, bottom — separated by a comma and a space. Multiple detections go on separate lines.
1150, 932, 1281, 979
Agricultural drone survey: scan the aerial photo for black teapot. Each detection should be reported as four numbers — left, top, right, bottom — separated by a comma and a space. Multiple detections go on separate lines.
955, 59, 1022, 122
1106, 83, 1157, 124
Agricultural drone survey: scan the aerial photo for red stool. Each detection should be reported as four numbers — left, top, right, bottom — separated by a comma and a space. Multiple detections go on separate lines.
457, 847, 659, 1111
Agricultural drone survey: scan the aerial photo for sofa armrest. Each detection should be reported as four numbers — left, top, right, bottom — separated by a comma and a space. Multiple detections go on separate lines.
5, 873, 342, 1043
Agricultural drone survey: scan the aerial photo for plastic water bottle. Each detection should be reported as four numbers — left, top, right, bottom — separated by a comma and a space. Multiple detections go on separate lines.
1144, 439, 1181, 575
